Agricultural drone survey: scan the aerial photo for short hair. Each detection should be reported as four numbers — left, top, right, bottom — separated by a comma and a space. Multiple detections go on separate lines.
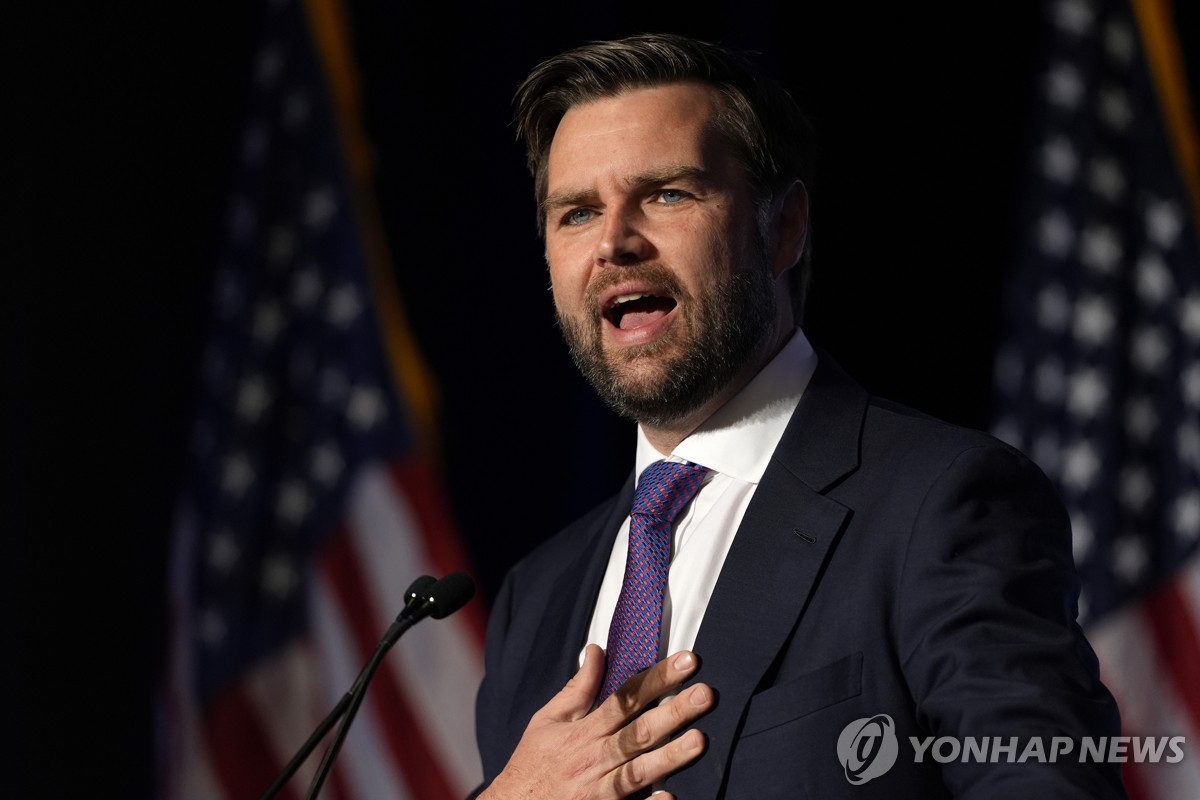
513, 32, 816, 320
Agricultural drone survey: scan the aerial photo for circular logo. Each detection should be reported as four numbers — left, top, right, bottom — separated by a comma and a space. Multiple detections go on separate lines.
836, 714, 899, 785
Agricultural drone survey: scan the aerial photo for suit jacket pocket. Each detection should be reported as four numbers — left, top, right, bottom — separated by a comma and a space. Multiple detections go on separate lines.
740, 651, 863, 737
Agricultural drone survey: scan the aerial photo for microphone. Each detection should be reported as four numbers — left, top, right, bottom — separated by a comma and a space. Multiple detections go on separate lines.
258, 572, 474, 800
403, 574, 438, 614
408, 569, 477, 621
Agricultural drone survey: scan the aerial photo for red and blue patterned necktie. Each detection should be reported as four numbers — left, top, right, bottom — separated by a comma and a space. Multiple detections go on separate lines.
599, 459, 709, 701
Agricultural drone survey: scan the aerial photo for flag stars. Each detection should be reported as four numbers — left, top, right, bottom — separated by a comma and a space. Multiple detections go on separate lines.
291, 265, 323, 311
1145, 200, 1182, 249
1033, 430, 1064, 479
1073, 295, 1117, 345
1131, 325, 1170, 373
1041, 135, 1079, 183
328, 284, 363, 327
310, 443, 345, 486
252, 303, 286, 345
1103, 20, 1135, 64
1173, 491, 1200, 541
1181, 292, 1200, 342
304, 187, 338, 230
1109, 535, 1149, 585
1088, 157, 1126, 202
1068, 368, 1109, 417
1045, 61, 1086, 109
1135, 253, 1173, 305
1125, 396, 1160, 442
1098, 86, 1134, 132
283, 89, 310, 130
1062, 438, 1102, 490
236, 375, 273, 421
275, 480, 313, 525
207, 530, 241, 575
1053, 0, 1096, 36
1079, 224, 1123, 273
1118, 465, 1154, 512
221, 453, 256, 497
1035, 358, 1066, 403
254, 45, 283, 87
261, 554, 301, 600
1178, 423, 1200, 470
1070, 512, 1095, 562
347, 385, 387, 430
1183, 363, 1200, 409
1038, 210, 1076, 258
1037, 284, 1072, 331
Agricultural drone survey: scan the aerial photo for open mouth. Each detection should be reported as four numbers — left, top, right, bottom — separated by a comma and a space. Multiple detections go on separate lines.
604, 292, 678, 330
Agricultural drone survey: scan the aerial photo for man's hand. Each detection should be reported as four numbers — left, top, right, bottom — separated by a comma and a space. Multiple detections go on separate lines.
480, 645, 712, 800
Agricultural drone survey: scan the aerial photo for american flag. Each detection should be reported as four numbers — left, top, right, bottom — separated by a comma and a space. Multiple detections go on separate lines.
161, 0, 485, 797
992, 0, 1200, 797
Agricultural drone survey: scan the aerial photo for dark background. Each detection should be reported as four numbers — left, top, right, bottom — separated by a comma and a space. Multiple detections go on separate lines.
8, 2, 1197, 797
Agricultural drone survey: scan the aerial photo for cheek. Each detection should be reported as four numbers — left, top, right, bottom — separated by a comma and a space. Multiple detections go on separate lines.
546, 260, 582, 313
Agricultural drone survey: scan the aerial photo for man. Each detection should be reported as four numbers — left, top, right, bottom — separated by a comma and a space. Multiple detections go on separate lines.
472, 33, 1126, 799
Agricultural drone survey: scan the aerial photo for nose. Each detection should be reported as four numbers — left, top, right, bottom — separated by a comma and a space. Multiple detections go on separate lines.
595, 207, 650, 266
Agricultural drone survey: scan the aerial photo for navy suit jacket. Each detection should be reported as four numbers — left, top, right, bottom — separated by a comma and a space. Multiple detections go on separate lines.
473, 354, 1126, 798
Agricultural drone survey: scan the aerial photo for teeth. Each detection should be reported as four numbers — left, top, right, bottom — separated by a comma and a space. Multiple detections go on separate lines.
612, 293, 649, 306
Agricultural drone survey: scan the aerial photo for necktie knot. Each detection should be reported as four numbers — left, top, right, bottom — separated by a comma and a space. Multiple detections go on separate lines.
631, 460, 709, 521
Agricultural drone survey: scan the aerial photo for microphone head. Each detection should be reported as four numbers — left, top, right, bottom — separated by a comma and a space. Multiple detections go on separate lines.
426, 571, 476, 619
404, 575, 437, 610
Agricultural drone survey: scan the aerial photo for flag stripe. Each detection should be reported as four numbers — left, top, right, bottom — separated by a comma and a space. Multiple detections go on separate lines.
320, 514, 461, 798
1088, 557, 1200, 796
1142, 574, 1200, 737
350, 463, 484, 792
386, 460, 489, 639
204, 685, 300, 800
312, 574, 413, 800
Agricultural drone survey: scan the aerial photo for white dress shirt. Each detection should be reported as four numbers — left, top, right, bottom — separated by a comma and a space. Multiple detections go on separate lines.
582, 328, 818, 665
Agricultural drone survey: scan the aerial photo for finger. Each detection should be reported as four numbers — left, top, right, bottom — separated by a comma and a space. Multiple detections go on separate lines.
598, 650, 700, 725
608, 728, 706, 798
608, 682, 712, 762
538, 643, 606, 722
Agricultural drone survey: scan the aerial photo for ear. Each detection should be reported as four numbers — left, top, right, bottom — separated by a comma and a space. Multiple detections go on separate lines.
770, 180, 809, 280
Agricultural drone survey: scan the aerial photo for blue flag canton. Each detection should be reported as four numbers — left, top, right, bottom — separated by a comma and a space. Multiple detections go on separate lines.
180, 0, 413, 703
992, 0, 1200, 627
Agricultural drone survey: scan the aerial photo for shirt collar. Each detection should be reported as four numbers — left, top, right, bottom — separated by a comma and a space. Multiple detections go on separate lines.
634, 327, 818, 484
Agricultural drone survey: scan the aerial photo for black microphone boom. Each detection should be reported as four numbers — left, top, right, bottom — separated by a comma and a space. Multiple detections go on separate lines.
257, 572, 474, 800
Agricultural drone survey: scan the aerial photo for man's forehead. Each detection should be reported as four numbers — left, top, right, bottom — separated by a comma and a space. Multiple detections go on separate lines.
545, 83, 727, 184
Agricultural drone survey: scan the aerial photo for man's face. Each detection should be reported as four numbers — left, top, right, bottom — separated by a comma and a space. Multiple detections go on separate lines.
543, 82, 781, 427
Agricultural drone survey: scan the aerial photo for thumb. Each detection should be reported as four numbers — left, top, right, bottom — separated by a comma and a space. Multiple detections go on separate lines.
543, 643, 606, 722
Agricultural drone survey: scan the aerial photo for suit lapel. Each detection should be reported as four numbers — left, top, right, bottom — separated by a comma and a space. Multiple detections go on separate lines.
510, 475, 635, 735
667, 353, 868, 799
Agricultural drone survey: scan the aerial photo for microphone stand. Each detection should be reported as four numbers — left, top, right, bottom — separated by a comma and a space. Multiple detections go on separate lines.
257, 575, 437, 800
302, 571, 475, 799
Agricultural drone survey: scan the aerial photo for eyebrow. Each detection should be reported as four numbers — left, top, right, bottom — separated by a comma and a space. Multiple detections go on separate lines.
541, 165, 711, 216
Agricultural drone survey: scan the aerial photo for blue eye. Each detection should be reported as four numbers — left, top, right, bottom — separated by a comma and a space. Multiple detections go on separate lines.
565, 208, 593, 225
658, 189, 687, 204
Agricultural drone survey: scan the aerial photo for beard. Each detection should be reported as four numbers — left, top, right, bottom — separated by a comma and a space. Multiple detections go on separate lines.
555, 258, 777, 428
